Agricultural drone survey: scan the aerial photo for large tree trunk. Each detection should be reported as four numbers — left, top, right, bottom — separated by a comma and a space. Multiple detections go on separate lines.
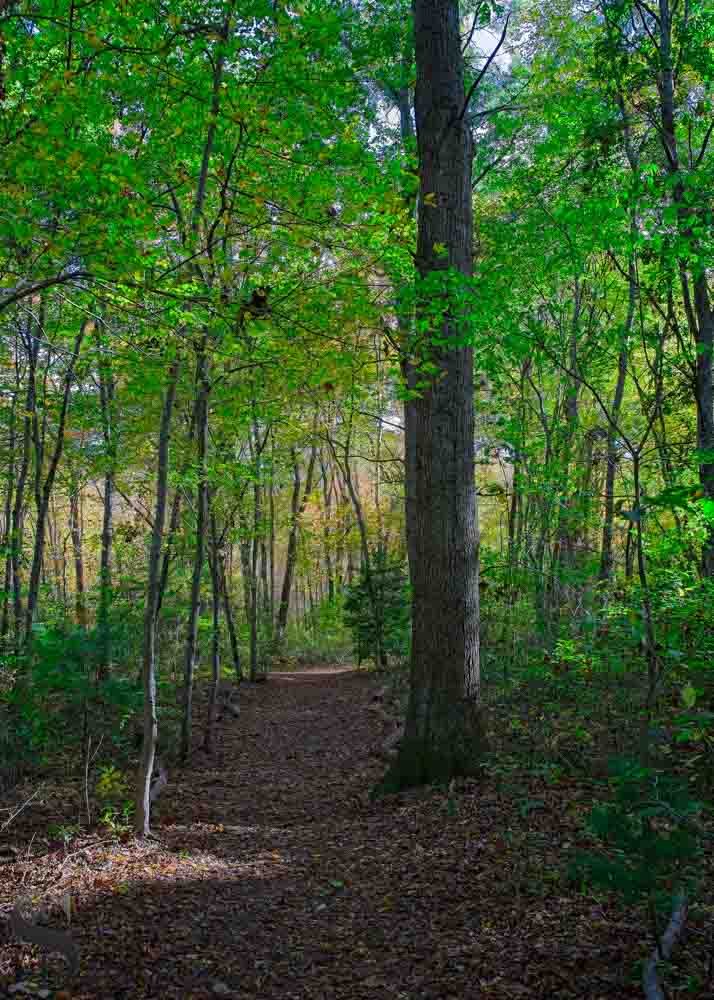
384, 0, 482, 790
134, 361, 179, 838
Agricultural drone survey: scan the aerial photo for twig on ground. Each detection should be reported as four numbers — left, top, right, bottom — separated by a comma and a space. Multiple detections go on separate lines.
0, 785, 43, 833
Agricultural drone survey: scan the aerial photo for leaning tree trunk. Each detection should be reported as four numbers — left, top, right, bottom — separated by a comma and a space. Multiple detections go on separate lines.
384, 0, 483, 790
135, 360, 179, 838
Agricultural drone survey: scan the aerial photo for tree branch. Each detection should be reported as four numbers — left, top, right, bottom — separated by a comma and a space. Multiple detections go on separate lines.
457, 12, 510, 122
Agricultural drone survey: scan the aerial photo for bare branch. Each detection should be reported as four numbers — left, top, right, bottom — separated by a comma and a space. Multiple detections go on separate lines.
458, 12, 511, 122
0, 272, 92, 314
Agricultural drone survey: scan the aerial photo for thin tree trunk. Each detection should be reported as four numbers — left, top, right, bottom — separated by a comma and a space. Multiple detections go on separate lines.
238, 512, 255, 666
69, 483, 87, 628
11, 321, 37, 652
96, 324, 115, 678
1, 390, 16, 640
328, 424, 386, 668
134, 360, 179, 838
259, 537, 269, 622
599, 259, 635, 583
631, 454, 660, 710
507, 359, 529, 594
249, 476, 260, 681
275, 442, 317, 647
180, 342, 210, 762
221, 551, 241, 682
204, 506, 221, 753
157, 397, 200, 616
693, 275, 714, 575
24, 323, 86, 642
320, 452, 335, 602
268, 435, 276, 622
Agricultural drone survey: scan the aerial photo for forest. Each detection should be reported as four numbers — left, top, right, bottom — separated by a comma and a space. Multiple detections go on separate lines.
0, 0, 713, 997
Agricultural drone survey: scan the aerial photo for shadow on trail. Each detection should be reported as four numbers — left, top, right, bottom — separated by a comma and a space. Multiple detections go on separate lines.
2, 668, 648, 999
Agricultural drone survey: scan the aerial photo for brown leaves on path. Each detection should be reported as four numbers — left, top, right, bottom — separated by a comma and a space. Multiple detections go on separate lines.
1, 667, 711, 998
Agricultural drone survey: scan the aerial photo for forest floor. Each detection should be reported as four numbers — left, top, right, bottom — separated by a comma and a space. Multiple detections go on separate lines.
1, 666, 713, 999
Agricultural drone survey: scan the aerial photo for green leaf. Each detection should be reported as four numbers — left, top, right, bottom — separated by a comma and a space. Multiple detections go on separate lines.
681, 684, 697, 709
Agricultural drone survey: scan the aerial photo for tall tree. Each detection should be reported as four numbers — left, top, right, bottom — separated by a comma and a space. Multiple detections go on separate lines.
386, 0, 491, 789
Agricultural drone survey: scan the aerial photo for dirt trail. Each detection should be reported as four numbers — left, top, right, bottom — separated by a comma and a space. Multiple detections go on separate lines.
1, 669, 659, 999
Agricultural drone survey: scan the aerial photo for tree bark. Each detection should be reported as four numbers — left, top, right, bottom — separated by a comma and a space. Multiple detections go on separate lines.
320, 452, 335, 602
384, 0, 483, 790
220, 549, 242, 682
599, 260, 634, 584
655, 0, 714, 575
69, 480, 87, 628
238, 508, 255, 667
204, 506, 221, 753
11, 319, 38, 652
328, 421, 386, 668
180, 342, 210, 762
135, 360, 179, 838
268, 434, 276, 621
274, 442, 317, 647
96, 323, 116, 677
24, 323, 86, 642
1, 388, 16, 640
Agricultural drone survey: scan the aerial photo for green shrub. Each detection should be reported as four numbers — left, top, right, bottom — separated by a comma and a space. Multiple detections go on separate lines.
572, 756, 705, 910
343, 548, 410, 665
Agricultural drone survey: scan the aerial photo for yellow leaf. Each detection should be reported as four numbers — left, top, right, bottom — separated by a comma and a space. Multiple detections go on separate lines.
423, 192, 438, 207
